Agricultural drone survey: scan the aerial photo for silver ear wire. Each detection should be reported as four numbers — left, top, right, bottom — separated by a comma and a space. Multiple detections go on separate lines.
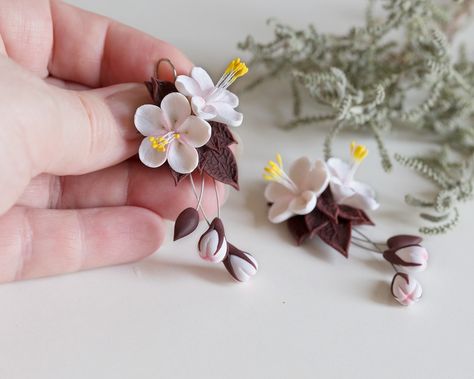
155, 58, 177, 81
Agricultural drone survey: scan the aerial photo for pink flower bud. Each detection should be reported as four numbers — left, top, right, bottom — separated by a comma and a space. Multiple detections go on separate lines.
224, 244, 258, 282
383, 235, 428, 273
391, 273, 422, 306
198, 218, 228, 263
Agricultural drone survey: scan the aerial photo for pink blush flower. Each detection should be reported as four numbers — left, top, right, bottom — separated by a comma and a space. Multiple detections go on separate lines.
134, 92, 211, 174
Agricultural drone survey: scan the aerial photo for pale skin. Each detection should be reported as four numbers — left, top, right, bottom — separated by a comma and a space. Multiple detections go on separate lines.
0, 0, 223, 282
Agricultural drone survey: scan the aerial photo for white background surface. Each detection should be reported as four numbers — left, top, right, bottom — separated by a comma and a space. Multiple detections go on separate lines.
1, 0, 473, 378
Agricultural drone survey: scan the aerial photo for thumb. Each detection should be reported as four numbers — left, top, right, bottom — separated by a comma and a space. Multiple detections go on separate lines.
44, 83, 149, 175
0, 81, 151, 215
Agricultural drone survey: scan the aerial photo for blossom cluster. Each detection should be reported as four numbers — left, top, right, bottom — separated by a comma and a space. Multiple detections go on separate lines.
134, 58, 258, 283
263, 144, 429, 305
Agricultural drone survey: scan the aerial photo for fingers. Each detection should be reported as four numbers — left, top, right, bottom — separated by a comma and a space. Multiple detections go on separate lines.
0, 56, 150, 214
43, 83, 149, 175
0, 0, 192, 85
0, 0, 53, 76
17, 161, 227, 221
0, 206, 165, 283
48, 1, 192, 86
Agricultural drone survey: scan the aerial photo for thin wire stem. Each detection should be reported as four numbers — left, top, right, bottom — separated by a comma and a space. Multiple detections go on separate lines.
189, 175, 210, 225
352, 228, 384, 254
352, 235, 386, 249
213, 180, 221, 219
352, 228, 398, 272
351, 241, 381, 254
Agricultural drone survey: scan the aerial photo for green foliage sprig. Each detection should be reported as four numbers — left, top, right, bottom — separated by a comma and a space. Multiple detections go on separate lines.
238, 0, 474, 234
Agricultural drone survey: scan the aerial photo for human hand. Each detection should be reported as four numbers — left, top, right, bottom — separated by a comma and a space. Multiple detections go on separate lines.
0, 0, 222, 282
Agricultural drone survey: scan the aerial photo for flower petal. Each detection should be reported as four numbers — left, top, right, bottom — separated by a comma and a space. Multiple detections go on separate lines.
341, 193, 380, 211
208, 88, 239, 107
264, 182, 293, 203
191, 97, 217, 120
134, 104, 168, 136
161, 93, 191, 129
289, 191, 317, 215
178, 116, 211, 147
268, 199, 293, 223
175, 75, 202, 97
167, 141, 199, 174
351, 180, 376, 199
191, 67, 215, 92
305, 159, 330, 195
138, 138, 167, 168
341, 181, 379, 210
330, 181, 355, 203
212, 102, 243, 127
327, 157, 351, 181
289, 157, 312, 188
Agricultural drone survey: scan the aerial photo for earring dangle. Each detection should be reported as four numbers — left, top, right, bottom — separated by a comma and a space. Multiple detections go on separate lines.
133, 57, 258, 283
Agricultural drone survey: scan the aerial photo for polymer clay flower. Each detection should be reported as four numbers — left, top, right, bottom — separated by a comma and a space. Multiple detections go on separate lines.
383, 235, 428, 273
327, 142, 380, 211
224, 244, 259, 283
135, 92, 211, 174
391, 273, 422, 306
175, 58, 248, 127
198, 218, 228, 263
263, 154, 330, 223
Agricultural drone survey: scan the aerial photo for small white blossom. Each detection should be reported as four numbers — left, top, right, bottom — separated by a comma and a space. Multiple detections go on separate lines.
134, 93, 211, 174
327, 142, 379, 211
175, 58, 248, 127
264, 155, 330, 223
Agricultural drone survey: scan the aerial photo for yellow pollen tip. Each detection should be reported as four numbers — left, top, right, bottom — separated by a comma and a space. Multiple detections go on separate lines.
276, 153, 283, 167
224, 58, 248, 82
350, 141, 368, 162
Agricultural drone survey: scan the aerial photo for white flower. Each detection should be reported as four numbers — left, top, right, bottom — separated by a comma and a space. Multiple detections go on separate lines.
391, 273, 423, 306
198, 218, 228, 263
134, 92, 211, 174
263, 155, 330, 223
224, 244, 258, 283
175, 58, 248, 127
327, 142, 379, 211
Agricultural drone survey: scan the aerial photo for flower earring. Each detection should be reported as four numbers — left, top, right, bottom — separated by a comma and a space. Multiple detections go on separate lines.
134, 58, 258, 283
263, 143, 428, 305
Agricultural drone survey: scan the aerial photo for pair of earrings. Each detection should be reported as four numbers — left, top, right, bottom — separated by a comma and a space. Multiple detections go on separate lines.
134, 58, 429, 306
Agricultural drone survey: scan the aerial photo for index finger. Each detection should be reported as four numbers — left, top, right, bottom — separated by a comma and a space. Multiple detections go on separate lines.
48, 1, 192, 87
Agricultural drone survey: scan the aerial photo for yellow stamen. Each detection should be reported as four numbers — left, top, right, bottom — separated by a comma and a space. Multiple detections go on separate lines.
149, 132, 180, 153
276, 153, 283, 167
263, 174, 274, 181
350, 141, 369, 162
263, 155, 285, 182
218, 58, 249, 88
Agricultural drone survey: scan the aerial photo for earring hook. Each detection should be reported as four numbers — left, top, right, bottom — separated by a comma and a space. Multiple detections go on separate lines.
155, 58, 177, 81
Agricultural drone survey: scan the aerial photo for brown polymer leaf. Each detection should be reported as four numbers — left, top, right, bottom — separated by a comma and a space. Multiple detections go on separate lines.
145, 78, 177, 106
287, 216, 311, 245
316, 188, 339, 223
199, 147, 239, 189
316, 220, 352, 258
304, 208, 329, 237
338, 205, 375, 226
173, 207, 200, 241
169, 166, 189, 186
206, 122, 237, 151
